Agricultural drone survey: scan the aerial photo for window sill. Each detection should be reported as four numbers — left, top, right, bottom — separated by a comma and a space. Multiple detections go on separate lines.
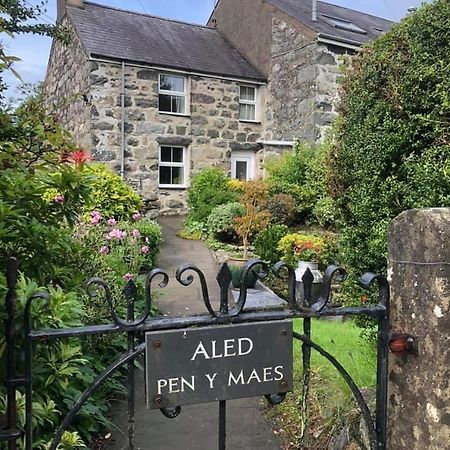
159, 111, 191, 118
159, 185, 188, 190
239, 119, 261, 124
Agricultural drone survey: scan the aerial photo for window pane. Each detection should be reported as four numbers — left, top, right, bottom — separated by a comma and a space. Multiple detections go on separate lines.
240, 103, 255, 121
160, 147, 172, 162
159, 94, 172, 112
160, 74, 185, 93
172, 95, 185, 114
172, 167, 184, 185
240, 86, 255, 101
160, 166, 171, 185
235, 161, 248, 180
172, 147, 183, 163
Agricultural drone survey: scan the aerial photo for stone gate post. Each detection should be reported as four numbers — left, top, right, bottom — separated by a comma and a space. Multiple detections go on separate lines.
387, 208, 450, 449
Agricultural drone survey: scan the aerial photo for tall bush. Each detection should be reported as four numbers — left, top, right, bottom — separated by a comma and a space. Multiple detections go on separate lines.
187, 168, 237, 222
0, 98, 92, 286
206, 202, 245, 242
329, 0, 450, 283
265, 142, 337, 226
253, 225, 289, 263
82, 162, 142, 219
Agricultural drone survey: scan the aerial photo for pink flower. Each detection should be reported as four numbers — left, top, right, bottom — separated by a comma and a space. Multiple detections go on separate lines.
107, 218, 117, 226
123, 273, 134, 281
54, 194, 64, 204
107, 229, 127, 240
90, 211, 102, 224
141, 245, 150, 254
132, 212, 142, 221
99, 246, 109, 255
131, 229, 141, 238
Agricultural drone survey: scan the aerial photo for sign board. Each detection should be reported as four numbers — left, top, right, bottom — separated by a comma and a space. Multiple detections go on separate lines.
145, 321, 293, 409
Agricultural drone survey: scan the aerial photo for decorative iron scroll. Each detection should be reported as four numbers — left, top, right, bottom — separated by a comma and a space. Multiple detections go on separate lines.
1, 257, 389, 450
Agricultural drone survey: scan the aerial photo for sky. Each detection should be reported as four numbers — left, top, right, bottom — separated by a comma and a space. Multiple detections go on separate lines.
3, 0, 431, 99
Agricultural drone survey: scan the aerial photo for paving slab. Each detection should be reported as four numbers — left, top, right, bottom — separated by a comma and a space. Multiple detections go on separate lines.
102, 216, 281, 450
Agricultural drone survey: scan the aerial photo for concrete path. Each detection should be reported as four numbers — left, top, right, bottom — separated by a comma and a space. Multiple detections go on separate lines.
103, 216, 281, 450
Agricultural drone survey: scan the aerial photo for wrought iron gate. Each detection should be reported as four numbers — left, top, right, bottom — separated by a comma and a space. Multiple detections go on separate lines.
1, 257, 389, 450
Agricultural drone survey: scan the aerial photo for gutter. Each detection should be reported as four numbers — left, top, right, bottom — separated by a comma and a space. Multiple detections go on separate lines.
89, 56, 267, 86
317, 33, 362, 51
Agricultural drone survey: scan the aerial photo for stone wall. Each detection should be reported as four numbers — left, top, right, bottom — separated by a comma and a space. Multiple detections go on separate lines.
209, 0, 344, 143
87, 61, 263, 215
266, 18, 345, 143
208, 0, 273, 77
313, 43, 344, 142
388, 208, 450, 449
266, 17, 318, 142
44, 16, 91, 147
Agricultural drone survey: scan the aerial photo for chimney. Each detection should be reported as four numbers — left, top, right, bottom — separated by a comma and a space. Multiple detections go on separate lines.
312, 0, 317, 22
57, 0, 84, 22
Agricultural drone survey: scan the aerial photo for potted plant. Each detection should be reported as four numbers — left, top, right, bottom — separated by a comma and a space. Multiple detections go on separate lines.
278, 233, 327, 305
229, 264, 258, 289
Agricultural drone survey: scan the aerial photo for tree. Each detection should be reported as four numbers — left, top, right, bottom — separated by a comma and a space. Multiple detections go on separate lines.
0, 0, 63, 102
328, 0, 450, 284
233, 181, 270, 258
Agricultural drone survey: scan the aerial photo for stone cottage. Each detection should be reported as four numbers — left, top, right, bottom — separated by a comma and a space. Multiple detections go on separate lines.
45, 0, 392, 215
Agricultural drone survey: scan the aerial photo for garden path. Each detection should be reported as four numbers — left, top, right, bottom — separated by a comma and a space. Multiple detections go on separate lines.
102, 216, 281, 450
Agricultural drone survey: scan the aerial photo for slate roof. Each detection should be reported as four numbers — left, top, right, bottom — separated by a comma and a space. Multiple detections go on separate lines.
67, 1, 265, 81
266, 0, 394, 46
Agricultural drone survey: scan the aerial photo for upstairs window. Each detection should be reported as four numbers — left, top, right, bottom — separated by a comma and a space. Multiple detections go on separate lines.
159, 74, 186, 115
159, 146, 187, 188
239, 85, 257, 122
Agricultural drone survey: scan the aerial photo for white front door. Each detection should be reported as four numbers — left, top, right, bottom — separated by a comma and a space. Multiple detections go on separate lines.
231, 151, 255, 181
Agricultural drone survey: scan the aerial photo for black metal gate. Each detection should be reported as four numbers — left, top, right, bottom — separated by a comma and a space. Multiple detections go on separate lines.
1, 257, 389, 450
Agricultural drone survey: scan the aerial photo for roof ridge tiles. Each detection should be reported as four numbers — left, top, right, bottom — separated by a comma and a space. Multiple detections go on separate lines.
82, 1, 216, 30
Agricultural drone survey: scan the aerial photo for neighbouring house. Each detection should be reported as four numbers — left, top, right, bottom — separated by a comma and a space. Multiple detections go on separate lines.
45, 0, 392, 215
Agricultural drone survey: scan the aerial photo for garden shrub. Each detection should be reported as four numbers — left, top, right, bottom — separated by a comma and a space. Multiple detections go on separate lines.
82, 162, 143, 220
74, 214, 161, 328
0, 97, 93, 286
278, 233, 329, 269
328, 0, 450, 302
265, 142, 335, 226
0, 275, 105, 446
266, 193, 297, 226
253, 225, 289, 263
0, 94, 162, 447
206, 202, 245, 242
312, 196, 339, 228
187, 168, 238, 222
178, 217, 207, 240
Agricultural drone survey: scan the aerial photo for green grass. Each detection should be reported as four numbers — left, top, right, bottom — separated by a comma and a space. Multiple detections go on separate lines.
293, 318, 376, 388
267, 318, 376, 449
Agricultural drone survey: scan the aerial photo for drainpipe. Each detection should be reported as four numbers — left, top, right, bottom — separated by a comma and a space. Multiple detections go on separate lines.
312, 0, 317, 22
120, 61, 126, 179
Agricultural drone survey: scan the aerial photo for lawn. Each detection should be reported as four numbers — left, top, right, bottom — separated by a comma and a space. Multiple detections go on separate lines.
267, 318, 376, 449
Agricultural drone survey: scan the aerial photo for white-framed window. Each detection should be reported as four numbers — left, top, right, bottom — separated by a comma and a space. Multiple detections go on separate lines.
231, 151, 256, 181
159, 73, 187, 115
239, 85, 257, 122
159, 146, 188, 188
